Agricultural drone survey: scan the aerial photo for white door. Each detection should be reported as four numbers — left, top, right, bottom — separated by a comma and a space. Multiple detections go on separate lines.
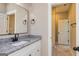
58, 19, 70, 45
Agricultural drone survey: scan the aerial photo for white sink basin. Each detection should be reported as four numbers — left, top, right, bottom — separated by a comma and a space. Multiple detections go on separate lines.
11, 41, 28, 46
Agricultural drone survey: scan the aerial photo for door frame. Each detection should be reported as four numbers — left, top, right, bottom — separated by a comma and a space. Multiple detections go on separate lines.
6, 10, 16, 33
51, 3, 76, 56
76, 3, 79, 56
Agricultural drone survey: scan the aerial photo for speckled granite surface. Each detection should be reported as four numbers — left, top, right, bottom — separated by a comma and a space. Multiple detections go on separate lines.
0, 35, 41, 56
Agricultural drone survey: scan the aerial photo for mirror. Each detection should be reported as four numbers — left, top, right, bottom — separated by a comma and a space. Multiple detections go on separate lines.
0, 3, 29, 35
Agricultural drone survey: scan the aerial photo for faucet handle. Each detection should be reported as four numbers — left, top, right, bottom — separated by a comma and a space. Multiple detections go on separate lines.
11, 37, 15, 42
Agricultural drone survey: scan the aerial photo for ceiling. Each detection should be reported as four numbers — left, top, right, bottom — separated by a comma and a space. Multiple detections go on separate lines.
52, 3, 71, 13
52, 3, 65, 7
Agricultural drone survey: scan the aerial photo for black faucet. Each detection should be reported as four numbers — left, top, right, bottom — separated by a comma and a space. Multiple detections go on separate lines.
11, 34, 19, 42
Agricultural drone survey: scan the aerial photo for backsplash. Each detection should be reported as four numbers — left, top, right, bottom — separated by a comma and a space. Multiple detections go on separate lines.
0, 34, 28, 39
0, 35, 14, 39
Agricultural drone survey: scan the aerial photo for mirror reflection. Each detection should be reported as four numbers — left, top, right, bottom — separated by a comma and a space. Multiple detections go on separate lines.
0, 3, 28, 35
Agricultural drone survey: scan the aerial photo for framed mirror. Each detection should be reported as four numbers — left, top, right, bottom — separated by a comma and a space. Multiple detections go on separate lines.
0, 3, 29, 35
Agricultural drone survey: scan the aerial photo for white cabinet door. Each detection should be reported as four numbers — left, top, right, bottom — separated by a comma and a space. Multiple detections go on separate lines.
36, 46, 41, 56
8, 45, 30, 56
31, 41, 41, 56
26, 40, 41, 56
31, 47, 40, 56
24, 50, 33, 56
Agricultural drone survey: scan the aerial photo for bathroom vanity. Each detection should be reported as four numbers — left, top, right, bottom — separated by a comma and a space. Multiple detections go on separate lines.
9, 40, 41, 56
0, 4, 42, 56
0, 35, 41, 56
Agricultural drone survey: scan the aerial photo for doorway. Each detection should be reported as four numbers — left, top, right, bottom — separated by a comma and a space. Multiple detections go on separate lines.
52, 3, 76, 56
7, 14, 15, 34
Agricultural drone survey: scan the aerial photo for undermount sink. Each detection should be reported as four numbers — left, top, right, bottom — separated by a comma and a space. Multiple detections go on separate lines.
11, 41, 28, 46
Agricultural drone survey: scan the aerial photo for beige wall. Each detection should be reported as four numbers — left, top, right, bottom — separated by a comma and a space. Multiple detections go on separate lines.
68, 3, 76, 55
56, 12, 68, 20
68, 4, 76, 47
68, 4, 76, 24
52, 7, 56, 46
0, 3, 6, 13
29, 3, 48, 56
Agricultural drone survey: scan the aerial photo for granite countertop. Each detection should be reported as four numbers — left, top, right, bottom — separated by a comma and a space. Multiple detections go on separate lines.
0, 35, 41, 56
